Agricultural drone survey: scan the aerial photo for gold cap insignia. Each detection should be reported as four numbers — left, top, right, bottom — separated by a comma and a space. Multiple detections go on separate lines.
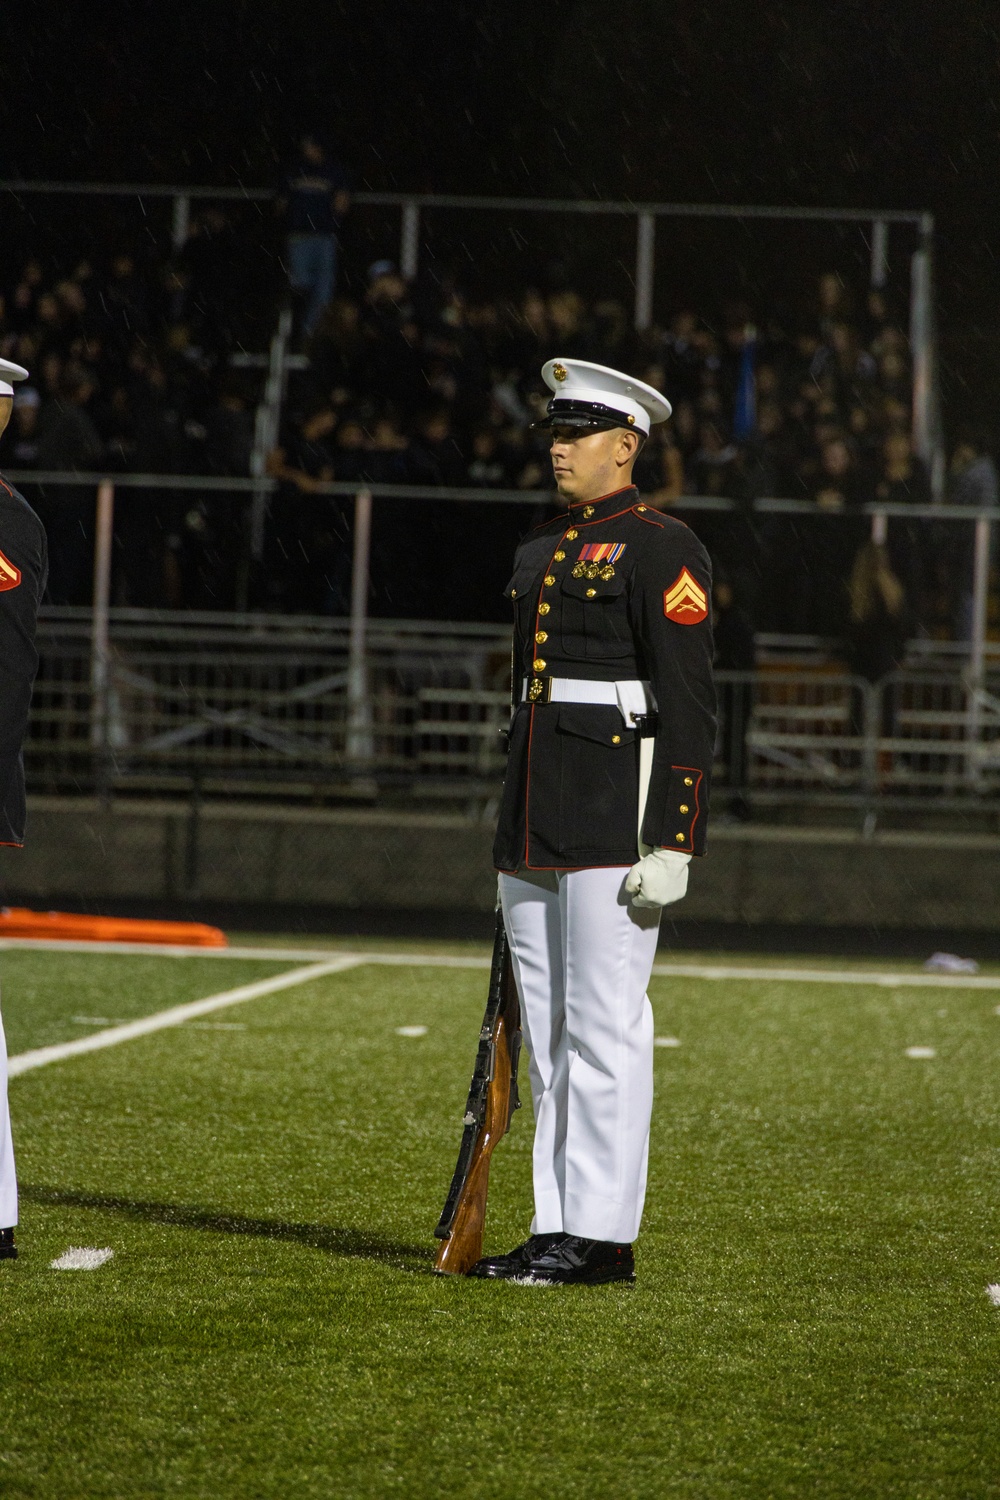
552, 363, 568, 382
627, 414, 636, 425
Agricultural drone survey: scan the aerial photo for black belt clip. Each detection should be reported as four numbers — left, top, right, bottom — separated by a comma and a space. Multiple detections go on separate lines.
631, 712, 659, 739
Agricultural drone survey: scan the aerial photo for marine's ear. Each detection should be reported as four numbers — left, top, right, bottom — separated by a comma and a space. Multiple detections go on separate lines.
0, 397, 12, 441
614, 425, 643, 469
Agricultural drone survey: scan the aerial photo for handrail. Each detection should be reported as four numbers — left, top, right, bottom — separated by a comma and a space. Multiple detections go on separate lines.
0, 179, 930, 225
3, 470, 994, 521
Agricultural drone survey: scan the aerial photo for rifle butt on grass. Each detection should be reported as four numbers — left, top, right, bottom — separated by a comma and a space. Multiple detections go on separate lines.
433, 906, 521, 1275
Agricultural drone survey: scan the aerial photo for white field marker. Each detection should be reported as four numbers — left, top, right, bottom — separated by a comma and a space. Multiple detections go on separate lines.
51, 1247, 114, 1270
3, 935, 1000, 990
904, 1046, 937, 1059
396, 1025, 428, 1037
654, 1036, 681, 1048
986, 1284, 1000, 1307
8, 957, 362, 1077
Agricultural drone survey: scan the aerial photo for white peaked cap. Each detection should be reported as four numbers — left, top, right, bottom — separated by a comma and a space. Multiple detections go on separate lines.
0, 358, 29, 398
538, 357, 671, 435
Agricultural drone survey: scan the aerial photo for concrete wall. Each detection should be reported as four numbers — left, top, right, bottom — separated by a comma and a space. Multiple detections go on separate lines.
1, 798, 998, 933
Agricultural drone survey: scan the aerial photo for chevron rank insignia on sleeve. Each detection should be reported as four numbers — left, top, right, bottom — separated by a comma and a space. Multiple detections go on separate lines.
663, 566, 708, 624
0, 548, 21, 592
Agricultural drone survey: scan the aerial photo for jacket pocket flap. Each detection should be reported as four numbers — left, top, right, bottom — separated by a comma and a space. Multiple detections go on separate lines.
504, 562, 545, 601
555, 704, 635, 746
560, 571, 627, 600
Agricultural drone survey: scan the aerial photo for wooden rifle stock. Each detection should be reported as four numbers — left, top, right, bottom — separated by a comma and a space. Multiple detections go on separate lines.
433, 907, 521, 1275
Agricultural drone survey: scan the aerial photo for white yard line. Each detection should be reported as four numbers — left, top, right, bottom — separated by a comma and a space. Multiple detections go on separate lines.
3, 934, 1000, 989
649, 963, 1000, 990
8, 956, 361, 1077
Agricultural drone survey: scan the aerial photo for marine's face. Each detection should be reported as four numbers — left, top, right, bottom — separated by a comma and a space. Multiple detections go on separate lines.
549, 424, 638, 501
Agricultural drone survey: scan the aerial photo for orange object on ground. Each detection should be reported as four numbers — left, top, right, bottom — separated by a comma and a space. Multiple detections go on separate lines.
0, 907, 227, 947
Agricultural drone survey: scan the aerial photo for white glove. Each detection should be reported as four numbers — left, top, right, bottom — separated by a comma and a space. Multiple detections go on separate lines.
625, 848, 691, 909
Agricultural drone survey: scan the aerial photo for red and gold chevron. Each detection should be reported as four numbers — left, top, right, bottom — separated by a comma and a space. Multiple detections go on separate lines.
0, 548, 21, 592
663, 566, 708, 624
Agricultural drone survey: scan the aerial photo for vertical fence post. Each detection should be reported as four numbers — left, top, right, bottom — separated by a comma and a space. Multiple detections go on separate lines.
90, 480, 115, 775
964, 514, 992, 787
401, 201, 420, 281
910, 214, 944, 500
346, 488, 374, 767
634, 212, 655, 332
870, 219, 888, 288
870, 509, 888, 545
172, 193, 190, 253
247, 303, 293, 583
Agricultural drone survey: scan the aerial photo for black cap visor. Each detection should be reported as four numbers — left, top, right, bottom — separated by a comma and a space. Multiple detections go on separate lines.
530, 397, 638, 433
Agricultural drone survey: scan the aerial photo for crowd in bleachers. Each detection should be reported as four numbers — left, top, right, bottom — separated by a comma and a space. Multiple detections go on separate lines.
1, 221, 996, 662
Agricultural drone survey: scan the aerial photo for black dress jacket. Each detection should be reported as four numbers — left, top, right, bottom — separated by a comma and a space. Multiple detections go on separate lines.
493, 485, 716, 871
0, 476, 47, 846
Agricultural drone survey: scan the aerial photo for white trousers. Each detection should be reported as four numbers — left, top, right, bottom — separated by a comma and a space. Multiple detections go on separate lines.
0, 992, 16, 1228
499, 866, 661, 1244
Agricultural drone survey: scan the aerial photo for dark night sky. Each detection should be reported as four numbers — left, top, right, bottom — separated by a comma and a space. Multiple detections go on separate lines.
4, 1, 999, 417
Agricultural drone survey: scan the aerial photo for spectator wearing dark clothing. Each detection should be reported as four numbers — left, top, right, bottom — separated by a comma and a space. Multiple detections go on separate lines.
797, 437, 869, 636
264, 405, 343, 612
846, 540, 910, 683
875, 431, 931, 624
8, 388, 41, 470
179, 208, 242, 362
33, 367, 103, 605
279, 135, 350, 340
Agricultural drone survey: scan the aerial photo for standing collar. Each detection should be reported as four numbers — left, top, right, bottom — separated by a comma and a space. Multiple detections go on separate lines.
565, 485, 639, 524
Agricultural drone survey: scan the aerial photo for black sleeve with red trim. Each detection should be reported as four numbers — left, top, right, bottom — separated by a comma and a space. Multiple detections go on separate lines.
0, 483, 47, 847
633, 520, 717, 855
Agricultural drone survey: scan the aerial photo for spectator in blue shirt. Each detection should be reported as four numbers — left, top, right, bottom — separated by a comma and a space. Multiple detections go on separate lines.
278, 134, 350, 341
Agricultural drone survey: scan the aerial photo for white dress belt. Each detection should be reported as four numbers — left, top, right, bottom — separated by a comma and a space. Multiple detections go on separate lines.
521, 676, 654, 717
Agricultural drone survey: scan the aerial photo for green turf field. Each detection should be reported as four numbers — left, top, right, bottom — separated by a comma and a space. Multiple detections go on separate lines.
2, 940, 1000, 1499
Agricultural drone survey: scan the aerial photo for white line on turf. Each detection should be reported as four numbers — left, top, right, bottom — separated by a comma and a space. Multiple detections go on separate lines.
3, 936, 1000, 990
51, 1247, 114, 1270
986, 1284, 1000, 1307
904, 1046, 937, 1058
650, 963, 1000, 991
8, 957, 361, 1077
395, 1025, 428, 1037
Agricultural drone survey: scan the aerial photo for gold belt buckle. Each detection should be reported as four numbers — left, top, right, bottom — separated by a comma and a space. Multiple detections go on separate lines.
528, 677, 544, 702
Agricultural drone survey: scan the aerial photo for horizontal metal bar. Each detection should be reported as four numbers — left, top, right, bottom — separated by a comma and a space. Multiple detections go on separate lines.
0, 180, 929, 225
5, 471, 996, 521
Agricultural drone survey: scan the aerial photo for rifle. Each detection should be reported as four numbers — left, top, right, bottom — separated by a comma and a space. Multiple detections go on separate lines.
433, 906, 522, 1275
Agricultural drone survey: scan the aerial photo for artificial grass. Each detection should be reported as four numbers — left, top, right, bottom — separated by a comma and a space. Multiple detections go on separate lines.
0, 951, 293, 1055
1, 951, 999, 1497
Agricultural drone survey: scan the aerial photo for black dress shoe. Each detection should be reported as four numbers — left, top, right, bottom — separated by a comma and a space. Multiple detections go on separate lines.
0, 1228, 17, 1261
467, 1232, 566, 1280
523, 1235, 634, 1285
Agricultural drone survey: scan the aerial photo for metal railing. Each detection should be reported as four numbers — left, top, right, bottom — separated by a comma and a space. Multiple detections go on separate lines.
25, 609, 1000, 824
8, 472, 996, 727
11, 470, 998, 821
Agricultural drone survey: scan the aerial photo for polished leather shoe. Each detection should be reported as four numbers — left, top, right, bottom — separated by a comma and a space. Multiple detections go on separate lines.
0, 1228, 17, 1261
467, 1232, 566, 1280
523, 1235, 634, 1285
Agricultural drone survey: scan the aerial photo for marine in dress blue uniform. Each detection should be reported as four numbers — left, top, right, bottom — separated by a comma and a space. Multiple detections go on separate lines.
0, 359, 48, 1261
471, 360, 717, 1286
